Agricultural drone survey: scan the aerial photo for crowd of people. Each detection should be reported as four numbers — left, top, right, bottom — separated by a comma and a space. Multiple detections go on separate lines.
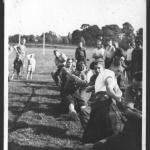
8, 37, 143, 150
51, 38, 142, 150
8, 38, 36, 80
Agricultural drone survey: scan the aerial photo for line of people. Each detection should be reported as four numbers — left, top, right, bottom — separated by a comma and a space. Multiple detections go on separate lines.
51, 39, 142, 150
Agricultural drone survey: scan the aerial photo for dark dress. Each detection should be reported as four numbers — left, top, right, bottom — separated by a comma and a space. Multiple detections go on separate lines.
14, 58, 23, 74
82, 92, 113, 143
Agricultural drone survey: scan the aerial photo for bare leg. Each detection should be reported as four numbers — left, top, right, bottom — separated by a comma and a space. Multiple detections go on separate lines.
11, 73, 15, 80
11, 70, 15, 80
17, 72, 19, 79
26, 72, 30, 80
30, 72, 33, 80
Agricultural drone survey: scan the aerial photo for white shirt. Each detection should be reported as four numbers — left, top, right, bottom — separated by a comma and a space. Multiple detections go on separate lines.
27, 57, 36, 71
92, 48, 105, 60
95, 69, 115, 93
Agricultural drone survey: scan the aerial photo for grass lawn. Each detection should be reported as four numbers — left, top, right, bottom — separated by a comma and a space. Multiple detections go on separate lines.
8, 46, 93, 150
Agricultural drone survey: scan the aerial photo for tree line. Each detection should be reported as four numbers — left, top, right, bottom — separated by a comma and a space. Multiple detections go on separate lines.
9, 22, 143, 50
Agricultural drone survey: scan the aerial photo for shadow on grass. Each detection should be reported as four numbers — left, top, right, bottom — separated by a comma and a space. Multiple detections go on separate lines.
9, 92, 31, 97
20, 85, 59, 91
18, 80, 51, 85
9, 142, 74, 150
9, 121, 81, 141
10, 90, 60, 101
27, 101, 61, 116
9, 100, 61, 118
34, 94, 60, 100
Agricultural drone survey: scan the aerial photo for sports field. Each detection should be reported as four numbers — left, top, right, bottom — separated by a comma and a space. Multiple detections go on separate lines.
8, 46, 93, 150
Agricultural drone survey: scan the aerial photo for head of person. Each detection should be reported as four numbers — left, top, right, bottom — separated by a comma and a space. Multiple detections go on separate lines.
78, 41, 83, 48
66, 58, 73, 68
21, 38, 26, 45
94, 58, 105, 74
53, 50, 60, 58
96, 40, 102, 49
135, 39, 142, 49
76, 61, 85, 72
30, 54, 35, 58
16, 54, 21, 60
129, 41, 135, 49
113, 48, 123, 66
94, 61, 104, 75
72, 60, 76, 71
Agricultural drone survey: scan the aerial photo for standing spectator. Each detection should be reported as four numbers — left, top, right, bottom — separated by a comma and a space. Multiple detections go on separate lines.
92, 40, 105, 62
131, 39, 142, 80
14, 38, 26, 76
75, 41, 86, 66
11, 55, 23, 80
26, 54, 36, 80
123, 42, 135, 82
104, 40, 116, 68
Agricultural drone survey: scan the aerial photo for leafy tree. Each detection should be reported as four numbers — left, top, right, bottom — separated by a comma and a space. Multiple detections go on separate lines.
28, 35, 35, 43
71, 25, 101, 46
82, 25, 102, 46
9, 34, 20, 43
80, 24, 90, 30
62, 36, 69, 44
101, 24, 122, 46
80, 36, 86, 46
71, 30, 82, 45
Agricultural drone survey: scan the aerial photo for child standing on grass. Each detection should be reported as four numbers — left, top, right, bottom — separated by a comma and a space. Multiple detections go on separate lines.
11, 55, 23, 80
26, 54, 36, 80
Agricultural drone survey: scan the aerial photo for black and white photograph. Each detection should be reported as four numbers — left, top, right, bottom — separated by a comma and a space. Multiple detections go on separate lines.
5, 0, 146, 150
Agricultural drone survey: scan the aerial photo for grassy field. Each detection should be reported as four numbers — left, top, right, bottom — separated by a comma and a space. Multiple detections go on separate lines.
8, 46, 93, 150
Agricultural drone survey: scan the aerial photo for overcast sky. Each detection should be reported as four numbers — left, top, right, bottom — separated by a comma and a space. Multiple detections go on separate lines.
5, 0, 146, 36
